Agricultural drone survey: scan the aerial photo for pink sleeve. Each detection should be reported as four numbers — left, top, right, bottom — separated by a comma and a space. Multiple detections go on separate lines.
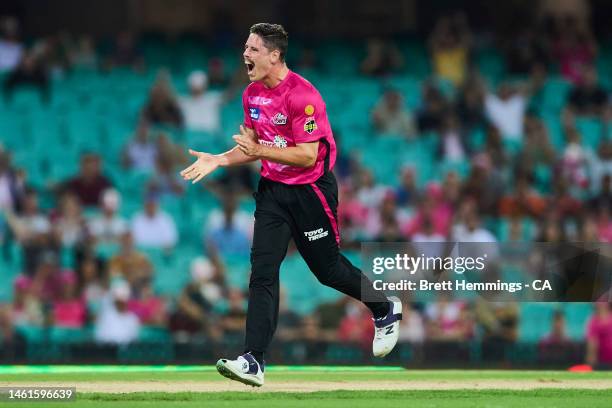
289, 89, 328, 144
242, 90, 254, 129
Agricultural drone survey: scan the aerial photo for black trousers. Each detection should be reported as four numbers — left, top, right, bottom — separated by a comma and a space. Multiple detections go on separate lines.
245, 171, 389, 355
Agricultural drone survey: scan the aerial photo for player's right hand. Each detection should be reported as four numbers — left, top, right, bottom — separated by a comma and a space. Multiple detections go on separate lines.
180, 150, 220, 184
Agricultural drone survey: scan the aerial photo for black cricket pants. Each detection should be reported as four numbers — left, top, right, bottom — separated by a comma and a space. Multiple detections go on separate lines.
244, 171, 389, 356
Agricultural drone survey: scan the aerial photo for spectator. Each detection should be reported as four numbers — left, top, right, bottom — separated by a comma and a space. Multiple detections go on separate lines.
50, 193, 86, 249
78, 255, 106, 316
170, 257, 223, 337
276, 287, 302, 341
403, 183, 453, 239
360, 38, 404, 77
586, 303, 612, 367
517, 115, 556, 177
504, 28, 549, 75
128, 279, 167, 326
395, 166, 419, 208
425, 298, 472, 341
428, 13, 471, 86
315, 296, 350, 341
552, 18, 597, 85
62, 153, 113, 208
131, 197, 178, 250
417, 82, 448, 133
461, 154, 505, 215
540, 311, 570, 346
371, 88, 415, 137
141, 71, 183, 128
566, 65, 608, 117
355, 169, 388, 210
30, 251, 62, 304
337, 183, 369, 243
70, 35, 97, 69
5, 189, 52, 274
0, 17, 23, 72
0, 149, 25, 212
105, 31, 144, 71
365, 191, 409, 239
499, 177, 548, 218
475, 298, 519, 358
88, 189, 128, 247
589, 174, 612, 212
398, 303, 426, 343
147, 156, 185, 199
437, 112, 469, 162
179, 71, 225, 132
456, 75, 486, 131
337, 299, 374, 350
94, 281, 140, 344
51, 271, 86, 328
484, 82, 529, 140
155, 132, 188, 170
220, 288, 247, 338
108, 233, 152, 289
3, 50, 50, 104
10, 275, 44, 327
122, 121, 158, 173
560, 127, 589, 191
586, 141, 612, 196
204, 192, 253, 258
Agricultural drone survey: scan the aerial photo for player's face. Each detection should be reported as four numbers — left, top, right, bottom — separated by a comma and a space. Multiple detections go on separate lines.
243, 33, 277, 82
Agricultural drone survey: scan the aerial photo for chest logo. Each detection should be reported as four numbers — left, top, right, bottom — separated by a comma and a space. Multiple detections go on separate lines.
271, 112, 287, 125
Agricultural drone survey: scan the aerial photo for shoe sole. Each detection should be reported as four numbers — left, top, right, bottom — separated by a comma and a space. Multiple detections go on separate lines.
216, 359, 263, 387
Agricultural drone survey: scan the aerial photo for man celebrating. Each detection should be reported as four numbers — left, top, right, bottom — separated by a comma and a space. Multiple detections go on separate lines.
180, 23, 401, 387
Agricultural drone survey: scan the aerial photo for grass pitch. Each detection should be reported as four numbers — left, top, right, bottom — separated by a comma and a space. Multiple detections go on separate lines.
1, 366, 611, 407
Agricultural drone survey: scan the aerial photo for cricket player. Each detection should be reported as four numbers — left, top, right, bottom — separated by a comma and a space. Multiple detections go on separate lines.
180, 23, 402, 387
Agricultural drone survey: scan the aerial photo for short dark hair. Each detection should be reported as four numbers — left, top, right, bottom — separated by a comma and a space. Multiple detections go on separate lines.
249, 23, 288, 62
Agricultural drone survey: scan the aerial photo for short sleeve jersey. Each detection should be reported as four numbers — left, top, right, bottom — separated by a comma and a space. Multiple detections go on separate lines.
242, 70, 336, 185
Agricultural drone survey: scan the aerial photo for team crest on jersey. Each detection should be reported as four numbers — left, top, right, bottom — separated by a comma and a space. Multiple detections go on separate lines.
304, 116, 317, 134
273, 135, 288, 148
248, 96, 272, 105
304, 104, 315, 115
249, 107, 260, 120
271, 112, 287, 125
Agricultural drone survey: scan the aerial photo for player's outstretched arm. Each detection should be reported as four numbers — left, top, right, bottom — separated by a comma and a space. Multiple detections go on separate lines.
180, 127, 258, 184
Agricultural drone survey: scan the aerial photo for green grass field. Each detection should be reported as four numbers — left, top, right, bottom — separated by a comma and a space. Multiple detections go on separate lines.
1, 366, 611, 407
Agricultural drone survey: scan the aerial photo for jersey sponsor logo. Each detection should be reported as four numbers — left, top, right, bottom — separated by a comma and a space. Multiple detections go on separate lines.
304, 116, 318, 134
248, 96, 272, 105
249, 107, 260, 120
304, 227, 328, 241
271, 112, 287, 125
258, 135, 288, 149
304, 104, 315, 115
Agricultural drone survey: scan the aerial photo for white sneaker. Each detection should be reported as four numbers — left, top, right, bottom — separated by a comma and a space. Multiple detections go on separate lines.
216, 352, 264, 387
372, 299, 402, 357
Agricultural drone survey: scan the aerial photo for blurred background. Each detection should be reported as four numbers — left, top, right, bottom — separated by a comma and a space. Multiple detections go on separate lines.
0, 0, 611, 368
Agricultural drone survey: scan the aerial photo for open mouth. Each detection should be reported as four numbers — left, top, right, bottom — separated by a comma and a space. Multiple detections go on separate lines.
245, 61, 255, 74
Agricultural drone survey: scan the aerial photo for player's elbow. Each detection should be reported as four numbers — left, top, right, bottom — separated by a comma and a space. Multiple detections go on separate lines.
302, 153, 317, 168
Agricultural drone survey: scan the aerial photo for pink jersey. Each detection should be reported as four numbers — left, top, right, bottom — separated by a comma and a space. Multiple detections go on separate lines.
242, 70, 336, 185
587, 314, 612, 364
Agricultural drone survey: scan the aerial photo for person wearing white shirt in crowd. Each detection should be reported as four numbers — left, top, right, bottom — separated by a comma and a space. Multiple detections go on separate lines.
484, 83, 527, 140
452, 211, 499, 261
179, 71, 224, 133
122, 121, 158, 173
131, 197, 178, 249
88, 189, 128, 246
94, 280, 140, 344
0, 17, 23, 72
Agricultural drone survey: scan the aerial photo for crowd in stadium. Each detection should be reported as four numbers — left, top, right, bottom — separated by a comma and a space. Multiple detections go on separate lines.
0, 7, 611, 366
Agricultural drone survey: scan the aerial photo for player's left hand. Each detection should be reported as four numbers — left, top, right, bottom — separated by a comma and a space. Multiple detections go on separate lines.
233, 125, 261, 157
